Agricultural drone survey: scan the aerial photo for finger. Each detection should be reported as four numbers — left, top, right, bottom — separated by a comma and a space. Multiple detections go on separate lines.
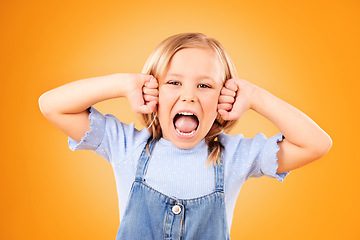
218, 108, 242, 121
217, 109, 231, 120
139, 101, 157, 114
130, 75, 158, 114
138, 74, 154, 86
144, 76, 159, 88
224, 79, 238, 92
142, 87, 159, 96
217, 103, 233, 111
222, 94, 249, 120
218, 95, 235, 104
234, 78, 250, 88
144, 94, 159, 102
220, 87, 236, 97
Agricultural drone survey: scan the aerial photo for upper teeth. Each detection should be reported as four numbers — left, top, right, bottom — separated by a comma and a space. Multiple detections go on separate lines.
178, 112, 194, 116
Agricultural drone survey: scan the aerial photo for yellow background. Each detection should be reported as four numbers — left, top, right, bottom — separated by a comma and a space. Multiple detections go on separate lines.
1, 0, 359, 239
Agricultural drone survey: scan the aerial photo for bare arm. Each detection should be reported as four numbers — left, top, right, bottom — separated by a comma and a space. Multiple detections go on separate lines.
218, 79, 332, 173
39, 73, 158, 142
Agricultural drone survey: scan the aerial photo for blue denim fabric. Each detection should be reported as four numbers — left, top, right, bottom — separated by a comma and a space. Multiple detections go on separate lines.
116, 139, 230, 240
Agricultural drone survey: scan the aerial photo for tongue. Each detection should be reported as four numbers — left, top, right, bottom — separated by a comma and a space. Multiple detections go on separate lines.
174, 116, 198, 133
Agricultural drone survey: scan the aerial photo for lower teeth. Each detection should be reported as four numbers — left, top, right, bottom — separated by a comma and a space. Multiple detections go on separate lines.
176, 128, 196, 136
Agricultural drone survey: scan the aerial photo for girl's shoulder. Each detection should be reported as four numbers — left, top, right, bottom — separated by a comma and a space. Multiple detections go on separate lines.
218, 132, 244, 145
219, 132, 281, 156
219, 132, 288, 182
219, 132, 272, 146
69, 106, 151, 163
219, 132, 260, 148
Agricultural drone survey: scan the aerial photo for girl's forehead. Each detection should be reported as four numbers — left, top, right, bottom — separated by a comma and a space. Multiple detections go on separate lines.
161, 48, 224, 83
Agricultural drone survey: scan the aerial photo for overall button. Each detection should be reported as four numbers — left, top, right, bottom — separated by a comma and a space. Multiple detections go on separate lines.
172, 205, 182, 215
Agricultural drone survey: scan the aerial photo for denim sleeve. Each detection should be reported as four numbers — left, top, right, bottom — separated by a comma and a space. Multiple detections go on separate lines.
246, 133, 290, 182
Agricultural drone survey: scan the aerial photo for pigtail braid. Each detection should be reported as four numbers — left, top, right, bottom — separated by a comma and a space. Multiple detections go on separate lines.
205, 119, 223, 165
206, 116, 237, 165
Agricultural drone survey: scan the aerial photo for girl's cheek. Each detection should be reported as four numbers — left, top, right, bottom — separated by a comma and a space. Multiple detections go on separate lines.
202, 96, 219, 114
158, 87, 175, 106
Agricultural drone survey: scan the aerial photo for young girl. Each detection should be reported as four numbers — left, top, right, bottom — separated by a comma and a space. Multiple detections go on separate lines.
39, 33, 332, 239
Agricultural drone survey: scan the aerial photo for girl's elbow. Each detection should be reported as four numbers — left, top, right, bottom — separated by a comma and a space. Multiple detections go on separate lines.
312, 134, 332, 160
38, 93, 47, 114
38, 92, 55, 117
39, 93, 49, 115
321, 133, 332, 154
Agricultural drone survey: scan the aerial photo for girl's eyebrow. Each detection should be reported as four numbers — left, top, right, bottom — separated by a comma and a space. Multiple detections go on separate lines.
166, 73, 183, 78
166, 73, 216, 81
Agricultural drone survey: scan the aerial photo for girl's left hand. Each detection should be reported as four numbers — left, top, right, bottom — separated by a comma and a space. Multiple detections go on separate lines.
217, 78, 257, 121
218, 78, 332, 173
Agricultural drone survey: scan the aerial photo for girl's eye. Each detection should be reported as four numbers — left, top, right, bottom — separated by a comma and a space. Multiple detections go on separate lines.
167, 81, 181, 86
198, 83, 211, 88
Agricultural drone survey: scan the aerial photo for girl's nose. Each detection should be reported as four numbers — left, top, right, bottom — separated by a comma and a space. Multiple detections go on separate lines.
181, 96, 195, 102
180, 89, 196, 103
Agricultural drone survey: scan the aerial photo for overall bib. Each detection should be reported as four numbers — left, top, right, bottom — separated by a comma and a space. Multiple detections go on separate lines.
116, 139, 230, 240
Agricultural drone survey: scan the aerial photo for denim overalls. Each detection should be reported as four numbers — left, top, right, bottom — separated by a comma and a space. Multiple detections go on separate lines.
116, 139, 230, 240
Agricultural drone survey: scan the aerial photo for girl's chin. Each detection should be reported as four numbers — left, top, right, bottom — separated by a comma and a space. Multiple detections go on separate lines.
169, 126, 201, 149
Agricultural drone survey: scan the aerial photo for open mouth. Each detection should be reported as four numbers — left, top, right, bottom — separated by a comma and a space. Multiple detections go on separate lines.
173, 112, 199, 136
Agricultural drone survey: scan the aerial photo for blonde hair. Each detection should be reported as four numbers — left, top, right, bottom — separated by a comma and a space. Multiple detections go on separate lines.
140, 33, 238, 165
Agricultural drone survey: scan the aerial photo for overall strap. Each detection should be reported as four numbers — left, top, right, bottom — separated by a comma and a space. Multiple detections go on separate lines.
135, 138, 157, 182
214, 151, 225, 192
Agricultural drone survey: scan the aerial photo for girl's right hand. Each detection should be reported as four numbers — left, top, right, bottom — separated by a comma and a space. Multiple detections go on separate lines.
39, 73, 159, 143
125, 74, 159, 114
